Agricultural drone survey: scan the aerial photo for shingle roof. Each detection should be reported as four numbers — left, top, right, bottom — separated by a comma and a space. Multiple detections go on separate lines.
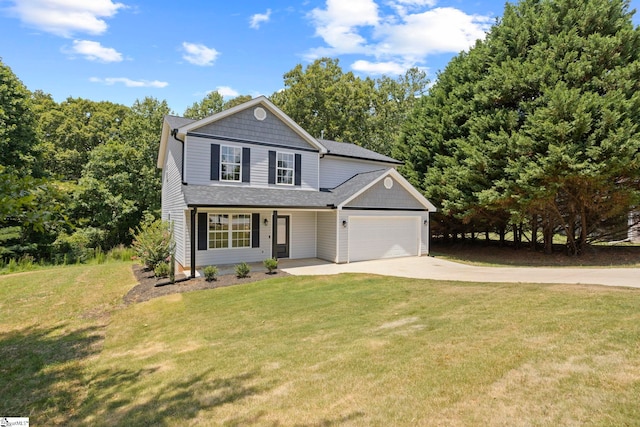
317, 139, 402, 165
183, 169, 390, 208
165, 115, 195, 129
163, 115, 400, 165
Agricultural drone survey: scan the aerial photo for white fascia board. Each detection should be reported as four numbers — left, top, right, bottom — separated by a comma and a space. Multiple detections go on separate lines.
176, 96, 327, 154
157, 120, 172, 169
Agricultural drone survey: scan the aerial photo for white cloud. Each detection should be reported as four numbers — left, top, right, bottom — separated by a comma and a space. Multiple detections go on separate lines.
249, 9, 271, 29
306, 0, 492, 74
68, 40, 122, 62
351, 60, 407, 75
308, 0, 379, 54
216, 86, 240, 98
89, 77, 168, 88
9, 0, 125, 37
181, 42, 219, 66
388, 0, 438, 17
395, 0, 437, 5
375, 8, 492, 60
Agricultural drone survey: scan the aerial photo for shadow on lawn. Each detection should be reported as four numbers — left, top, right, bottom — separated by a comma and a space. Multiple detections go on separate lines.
0, 324, 269, 425
0, 324, 104, 424
74, 368, 270, 426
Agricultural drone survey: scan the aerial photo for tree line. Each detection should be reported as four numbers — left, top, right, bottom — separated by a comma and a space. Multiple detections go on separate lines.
2, 0, 639, 263
394, 0, 640, 254
0, 57, 425, 263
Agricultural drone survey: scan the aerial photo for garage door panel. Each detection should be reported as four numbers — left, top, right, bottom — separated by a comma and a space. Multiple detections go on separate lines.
349, 216, 419, 262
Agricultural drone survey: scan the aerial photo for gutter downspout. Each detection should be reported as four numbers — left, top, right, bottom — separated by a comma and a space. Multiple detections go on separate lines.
190, 208, 197, 278
171, 129, 186, 183
272, 210, 278, 260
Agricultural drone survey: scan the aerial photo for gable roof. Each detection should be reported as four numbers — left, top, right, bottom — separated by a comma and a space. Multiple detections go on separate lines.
158, 115, 199, 169
165, 115, 195, 129
182, 168, 435, 212
318, 139, 403, 165
157, 97, 403, 169
177, 96, 327, 153
337, 168, 436, 211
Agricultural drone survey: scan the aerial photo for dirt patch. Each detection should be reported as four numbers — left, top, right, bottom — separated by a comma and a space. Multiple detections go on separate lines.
124, 264, 289, 305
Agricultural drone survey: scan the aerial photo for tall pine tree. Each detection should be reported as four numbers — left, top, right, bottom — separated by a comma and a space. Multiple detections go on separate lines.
398, 0, 640, 253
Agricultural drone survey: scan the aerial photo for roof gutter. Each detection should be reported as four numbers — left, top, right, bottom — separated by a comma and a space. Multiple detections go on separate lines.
186, 204, 336, 210
322, 152, 404, 165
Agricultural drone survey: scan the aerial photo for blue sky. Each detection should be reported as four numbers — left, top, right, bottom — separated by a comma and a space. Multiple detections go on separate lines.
1, 0, 639, 115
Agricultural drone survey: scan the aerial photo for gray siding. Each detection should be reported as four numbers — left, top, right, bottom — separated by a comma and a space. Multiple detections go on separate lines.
161, 135, 187, 267
195, 107, 315, 150
288, 211, 317, 259
184, 136, 319, 190
345, 177, 426, 210
192, 209, 272, 267
316, 211, 337, 262
189, 209, 317, 267
320, 157, 392, 188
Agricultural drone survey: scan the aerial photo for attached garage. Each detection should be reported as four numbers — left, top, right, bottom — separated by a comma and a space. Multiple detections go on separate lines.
348, 216, 421, 262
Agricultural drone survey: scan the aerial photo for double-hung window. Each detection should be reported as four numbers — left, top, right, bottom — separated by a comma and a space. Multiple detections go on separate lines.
277, 152, 295, 185
221, 146, 242, 181
209, 214, 229, 249
208, 214, 251, 249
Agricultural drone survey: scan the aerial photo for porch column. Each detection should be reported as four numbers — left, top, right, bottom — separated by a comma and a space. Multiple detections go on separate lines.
190, 208, 197, 278
271, 210, 278, 260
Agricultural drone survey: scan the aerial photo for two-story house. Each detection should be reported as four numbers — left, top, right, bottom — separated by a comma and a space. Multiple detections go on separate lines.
158, 96, 436, 277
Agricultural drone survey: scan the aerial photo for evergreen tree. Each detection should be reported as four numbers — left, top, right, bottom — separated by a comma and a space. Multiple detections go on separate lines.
398, 0, 640, 253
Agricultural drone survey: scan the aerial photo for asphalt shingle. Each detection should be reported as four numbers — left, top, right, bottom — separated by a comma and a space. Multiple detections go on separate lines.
183, 169, 390, 208
318, 139, 402, 164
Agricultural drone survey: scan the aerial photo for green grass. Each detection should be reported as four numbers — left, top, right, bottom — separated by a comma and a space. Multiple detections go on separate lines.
2, 263, 640, 425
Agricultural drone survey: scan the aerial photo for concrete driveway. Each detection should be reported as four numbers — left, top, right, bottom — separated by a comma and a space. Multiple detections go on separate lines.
280, 256, 640, 288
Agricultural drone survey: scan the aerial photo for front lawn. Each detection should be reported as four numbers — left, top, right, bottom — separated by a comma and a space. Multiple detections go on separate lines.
2, 262, 639, 425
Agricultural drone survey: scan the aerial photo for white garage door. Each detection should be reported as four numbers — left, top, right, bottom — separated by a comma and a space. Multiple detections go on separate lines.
348, 216, 420, 262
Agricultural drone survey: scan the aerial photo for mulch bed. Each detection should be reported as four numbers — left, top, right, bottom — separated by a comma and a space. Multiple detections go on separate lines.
124, 264, 288, 305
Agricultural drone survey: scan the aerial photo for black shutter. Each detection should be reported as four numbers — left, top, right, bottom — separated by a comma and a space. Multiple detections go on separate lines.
210, 144, 220, 181
197, 212, 208, 250
294, 153, 302, 186
251, 213, 260, 248
268, 150, 276, 184
242, 147, 250, 183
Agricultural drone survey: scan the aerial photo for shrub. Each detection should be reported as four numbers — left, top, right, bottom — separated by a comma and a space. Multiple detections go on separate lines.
263, 257, 278, 274
235, 262, 251, 278
154, 261, 170, 278
131, 220, 174, 270
92, 247, 106, 264
53, 227, 105, 264
107, 244, 136, 262
203, 265, 218, 282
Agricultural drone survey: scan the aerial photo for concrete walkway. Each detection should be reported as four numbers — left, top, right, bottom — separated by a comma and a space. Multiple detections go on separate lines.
279, 256, 640, 288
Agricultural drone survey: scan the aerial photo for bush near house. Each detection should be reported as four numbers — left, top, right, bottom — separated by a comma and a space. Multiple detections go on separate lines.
131, 219, 173, 270
203, 265, 218, 282
235, 262, 251, 278
153, 262, 170, 278
263, 258, 278, 274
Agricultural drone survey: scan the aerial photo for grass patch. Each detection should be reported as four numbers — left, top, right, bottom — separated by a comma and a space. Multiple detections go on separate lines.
0, 262, 136, 424
2, 263, 640, 425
